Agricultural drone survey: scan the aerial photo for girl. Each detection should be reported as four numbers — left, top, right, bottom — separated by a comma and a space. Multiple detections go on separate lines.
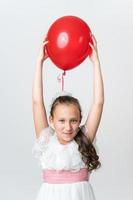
32, 34, 104, 200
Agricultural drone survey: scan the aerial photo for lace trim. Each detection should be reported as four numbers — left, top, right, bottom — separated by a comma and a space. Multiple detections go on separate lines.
32, 126, 54, 159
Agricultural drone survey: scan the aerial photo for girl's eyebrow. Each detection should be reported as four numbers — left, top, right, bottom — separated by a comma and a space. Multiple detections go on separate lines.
58, 117, 78, 120
70, 118, 78, 120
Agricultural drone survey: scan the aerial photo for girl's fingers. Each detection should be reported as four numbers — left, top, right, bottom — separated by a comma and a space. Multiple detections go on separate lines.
91, 34, 97, 47
89, 42, 93, 48
43, 40, 49, 45
42, 34, 48, 43
89, 42, 94, 51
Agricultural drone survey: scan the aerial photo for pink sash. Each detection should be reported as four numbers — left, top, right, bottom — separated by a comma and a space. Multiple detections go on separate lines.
42, 168, 89, 184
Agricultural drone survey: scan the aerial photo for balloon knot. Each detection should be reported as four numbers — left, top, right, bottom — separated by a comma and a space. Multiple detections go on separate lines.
57, 70, 66, 91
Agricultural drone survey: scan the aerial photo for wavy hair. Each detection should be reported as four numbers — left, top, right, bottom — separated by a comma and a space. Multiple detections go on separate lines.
50, 95, 101, 172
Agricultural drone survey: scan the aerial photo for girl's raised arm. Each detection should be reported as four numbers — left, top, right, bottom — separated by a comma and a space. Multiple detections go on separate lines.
85, 35, 104, 142
32, 39, 49, 138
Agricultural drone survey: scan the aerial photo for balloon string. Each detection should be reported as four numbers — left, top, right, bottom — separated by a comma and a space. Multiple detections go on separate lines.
57, 71, 66, 91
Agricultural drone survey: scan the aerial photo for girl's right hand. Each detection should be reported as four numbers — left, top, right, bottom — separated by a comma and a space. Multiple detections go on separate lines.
89, 34, 100, 64
37, 37, 49, 64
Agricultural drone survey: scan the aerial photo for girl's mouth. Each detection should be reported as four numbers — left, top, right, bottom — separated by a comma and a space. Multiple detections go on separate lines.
63, 132, 72, 135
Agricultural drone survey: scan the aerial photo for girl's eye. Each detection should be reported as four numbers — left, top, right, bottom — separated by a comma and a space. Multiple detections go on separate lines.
59, 119, 78, 123
59, 119, 65, 122
71, 119, 78, 123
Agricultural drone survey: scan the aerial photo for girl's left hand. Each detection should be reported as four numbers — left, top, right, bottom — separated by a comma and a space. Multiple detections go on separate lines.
89, 34, 99, 64
37, 36, 49, 64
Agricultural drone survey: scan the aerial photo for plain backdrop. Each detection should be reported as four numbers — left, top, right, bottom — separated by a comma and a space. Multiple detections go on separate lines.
0, 0, 133, 199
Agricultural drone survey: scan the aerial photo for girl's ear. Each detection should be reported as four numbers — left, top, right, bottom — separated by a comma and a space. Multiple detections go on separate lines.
49, 116, 55, 130
49, 115, 52, 123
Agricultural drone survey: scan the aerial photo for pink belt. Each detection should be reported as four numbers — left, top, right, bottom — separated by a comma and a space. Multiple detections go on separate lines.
42, 168, 89, 184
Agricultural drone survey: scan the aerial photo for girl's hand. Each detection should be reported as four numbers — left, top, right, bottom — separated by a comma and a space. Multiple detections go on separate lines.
89, 34, 100, 64
37, 36, 49, 64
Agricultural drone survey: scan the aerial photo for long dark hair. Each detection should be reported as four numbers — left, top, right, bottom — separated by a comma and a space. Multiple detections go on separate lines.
50, 95, 101, 172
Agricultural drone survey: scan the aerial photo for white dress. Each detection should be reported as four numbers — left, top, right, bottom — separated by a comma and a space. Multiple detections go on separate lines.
32, 126, 96, 200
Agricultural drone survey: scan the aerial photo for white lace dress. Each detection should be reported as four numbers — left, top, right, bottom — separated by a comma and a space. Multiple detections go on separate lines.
32, 126, 96, 200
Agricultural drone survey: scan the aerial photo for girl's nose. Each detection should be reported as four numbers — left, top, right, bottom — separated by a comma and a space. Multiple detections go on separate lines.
65, 122, 72, 131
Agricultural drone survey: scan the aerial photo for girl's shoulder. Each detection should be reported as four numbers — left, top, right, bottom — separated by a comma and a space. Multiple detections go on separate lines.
32, 126, 54, 159
37, 126, 54, 143
80, 125, 88, 136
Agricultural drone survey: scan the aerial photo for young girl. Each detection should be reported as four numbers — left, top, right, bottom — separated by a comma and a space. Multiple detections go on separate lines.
32, 34, 104, 200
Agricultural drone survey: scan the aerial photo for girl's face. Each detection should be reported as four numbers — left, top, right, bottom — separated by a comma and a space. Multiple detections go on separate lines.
50, 104, 81, 145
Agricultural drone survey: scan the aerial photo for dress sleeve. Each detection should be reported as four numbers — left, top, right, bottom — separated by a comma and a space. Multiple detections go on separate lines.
32, 126, 54, 159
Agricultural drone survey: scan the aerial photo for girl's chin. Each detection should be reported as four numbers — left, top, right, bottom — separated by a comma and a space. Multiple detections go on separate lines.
62, 135, 74, 141
61, 138, 72, 144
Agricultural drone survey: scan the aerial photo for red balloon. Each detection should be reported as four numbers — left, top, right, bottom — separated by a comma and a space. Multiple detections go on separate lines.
46, 16, 93, 71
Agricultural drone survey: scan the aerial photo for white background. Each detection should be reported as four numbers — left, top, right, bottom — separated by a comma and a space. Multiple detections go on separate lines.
0, 0, 133, 199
